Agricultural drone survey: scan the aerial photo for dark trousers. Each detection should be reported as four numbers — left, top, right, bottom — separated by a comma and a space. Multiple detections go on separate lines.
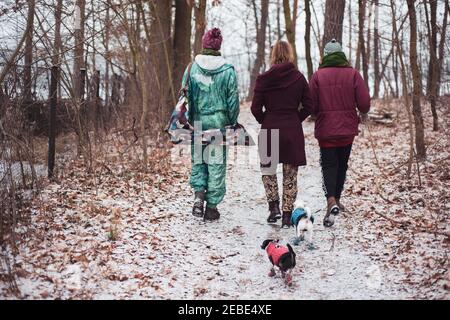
320, 144, 352, 199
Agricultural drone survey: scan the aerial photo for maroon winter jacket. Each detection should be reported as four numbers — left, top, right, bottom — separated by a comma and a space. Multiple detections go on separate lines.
251, 62, 313, 166
309, 67, 370, 142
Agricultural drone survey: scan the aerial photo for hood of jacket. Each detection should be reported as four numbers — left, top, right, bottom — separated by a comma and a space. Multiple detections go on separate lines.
255, 62, 302, 92
194, 54, 233, 75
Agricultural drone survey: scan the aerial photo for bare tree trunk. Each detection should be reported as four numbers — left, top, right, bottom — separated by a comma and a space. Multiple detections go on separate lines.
193, 0, 207, 56
24, 1, 35, 104
407, 0, 426, 159
173, 0, 193, 94
248, 0, 269, 101
137, 48, 149, 170
392, 29, 399, 98
282, 0, 298, 65
358, 0, 369, 89
305, 0, 313, 79
390, 0, 414, 177
53, 0, 63, 99
373, 0, 380, 99
73, 0, 88, 158
277, 0, 282, 40
73, 0, 86, 101
322, 0, 346, 53
149, 0, 176, 116
48, 66, 58, 180
348, 0, 353, 63
0, 0, 35, 89
104, 1, 110, 111
424, 0, 439, 131
437, 0, 449, 95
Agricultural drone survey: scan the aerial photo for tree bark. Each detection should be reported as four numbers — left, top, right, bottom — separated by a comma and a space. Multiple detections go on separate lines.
304, 0, 313, 79
23, 0, 35, 104
0, 0, 35, 89
373, 0, 380, 98
425, 0, 439, 131
407, 0, 426, 159
390, 0, 415, 177
358, 0, 369, 89
282, 0, 298, 65
248, 0, 269, 101
53, 0, 63, 99
193, 0, 207, 56
149, 0, 176, 115
104, 0, 110, 109
437, 0, 449, 95
322, 0, 346, 53
48, 66, 58, 179
276, 0, 282, 40
173, 0, 193, 94
73, 0, 86, 100
348, 0, 353, 63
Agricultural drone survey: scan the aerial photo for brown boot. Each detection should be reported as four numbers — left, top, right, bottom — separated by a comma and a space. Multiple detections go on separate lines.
267, 200, 282, 223
281, 211, 292, 228
323, 197, 340, 228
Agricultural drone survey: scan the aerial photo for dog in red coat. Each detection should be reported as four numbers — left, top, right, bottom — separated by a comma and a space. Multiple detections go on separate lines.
261, 239, 296, 285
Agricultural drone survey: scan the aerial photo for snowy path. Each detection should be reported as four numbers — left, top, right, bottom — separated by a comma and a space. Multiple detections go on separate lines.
133, 105, 409, 300
2, 105, 414, 300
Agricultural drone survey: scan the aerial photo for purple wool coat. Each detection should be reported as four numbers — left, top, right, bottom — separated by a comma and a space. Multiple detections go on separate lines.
309, 67, 371, 141
251, 62, 313, 166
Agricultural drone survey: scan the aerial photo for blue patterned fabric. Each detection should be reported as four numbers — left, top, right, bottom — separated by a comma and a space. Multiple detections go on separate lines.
291, 208, 314, 226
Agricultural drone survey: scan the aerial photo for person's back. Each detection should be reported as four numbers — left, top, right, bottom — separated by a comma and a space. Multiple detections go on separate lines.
250, 41, 313, 228
185, 54, 239, 130
310, 56, 370, 143
183, 28, 240, 222
309, 39, 370, 228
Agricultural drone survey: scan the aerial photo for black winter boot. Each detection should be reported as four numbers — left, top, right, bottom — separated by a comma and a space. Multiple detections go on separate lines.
192, 191, 205, 217
204, 206, 220, 222
267, 200, 282, 223
281, 211, 292, 228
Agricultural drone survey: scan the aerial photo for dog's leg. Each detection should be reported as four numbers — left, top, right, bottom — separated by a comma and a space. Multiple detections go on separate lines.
307, 224, 313, 243
306, 224, 316, 250
296, 226, 301, 240
268, 266, 276, 277
284, 269, 293, 286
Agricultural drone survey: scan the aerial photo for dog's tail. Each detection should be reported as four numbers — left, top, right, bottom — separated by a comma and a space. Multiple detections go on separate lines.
305, 206, 312, 219
287, 243, 296, 268
294, 199, 305, 210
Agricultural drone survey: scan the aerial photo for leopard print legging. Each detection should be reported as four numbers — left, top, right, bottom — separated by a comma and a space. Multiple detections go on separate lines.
261, 164, 298, 212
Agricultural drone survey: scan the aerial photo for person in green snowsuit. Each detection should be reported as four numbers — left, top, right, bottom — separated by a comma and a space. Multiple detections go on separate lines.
182, 28, 240, 221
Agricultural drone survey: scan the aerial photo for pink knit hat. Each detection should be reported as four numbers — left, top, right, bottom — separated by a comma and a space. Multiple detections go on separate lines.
202, 28, 223, 51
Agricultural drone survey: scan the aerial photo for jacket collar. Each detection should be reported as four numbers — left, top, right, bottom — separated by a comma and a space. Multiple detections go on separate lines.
195, 54, 226, 71
255, 62, 302, 92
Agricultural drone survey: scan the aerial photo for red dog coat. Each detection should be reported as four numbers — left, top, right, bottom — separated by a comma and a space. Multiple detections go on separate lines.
265, 241, 289, 266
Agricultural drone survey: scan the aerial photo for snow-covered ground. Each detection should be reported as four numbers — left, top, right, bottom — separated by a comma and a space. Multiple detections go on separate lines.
0, 103, 448, 299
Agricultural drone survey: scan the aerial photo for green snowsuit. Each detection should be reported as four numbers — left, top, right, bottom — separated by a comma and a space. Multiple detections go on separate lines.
182, 55, 240, 207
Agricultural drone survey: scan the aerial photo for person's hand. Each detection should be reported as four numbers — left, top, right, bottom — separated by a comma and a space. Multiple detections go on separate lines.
360, 113, 369, 124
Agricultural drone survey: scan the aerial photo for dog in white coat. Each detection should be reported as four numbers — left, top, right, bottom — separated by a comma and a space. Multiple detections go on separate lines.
291, 199, 314, 244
